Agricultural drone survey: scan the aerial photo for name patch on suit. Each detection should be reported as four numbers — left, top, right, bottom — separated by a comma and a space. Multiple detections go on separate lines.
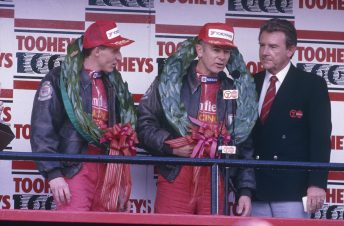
289, 109, 303, 119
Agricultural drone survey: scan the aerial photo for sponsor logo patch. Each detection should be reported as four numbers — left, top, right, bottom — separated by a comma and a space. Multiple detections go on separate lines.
38, 81, 53, 101
106, 27, 120, 40
208, 29, 233, 41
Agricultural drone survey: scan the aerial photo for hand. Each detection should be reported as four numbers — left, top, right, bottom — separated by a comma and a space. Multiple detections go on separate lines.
307, 186, 326, 213
49, 177, 71, 205
236, 195, 252, 216
172, 144, 194, 157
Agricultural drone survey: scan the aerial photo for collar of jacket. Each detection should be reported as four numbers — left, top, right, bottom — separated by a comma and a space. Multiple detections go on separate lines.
80, 69, 92, 91
186, 60, 232, 94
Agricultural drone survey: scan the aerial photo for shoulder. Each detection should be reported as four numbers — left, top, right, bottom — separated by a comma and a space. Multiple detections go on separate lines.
253, 70, 265, 81
36, 66, 61, 97
41, 66, 61, 83
292, 65, 327, 86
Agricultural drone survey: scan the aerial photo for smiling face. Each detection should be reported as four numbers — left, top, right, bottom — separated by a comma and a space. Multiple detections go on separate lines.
259, 31, 296, 75
195, 41, 231, 76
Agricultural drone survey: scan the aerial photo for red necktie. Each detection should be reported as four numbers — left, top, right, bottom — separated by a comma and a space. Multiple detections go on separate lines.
260, 76, 278, 124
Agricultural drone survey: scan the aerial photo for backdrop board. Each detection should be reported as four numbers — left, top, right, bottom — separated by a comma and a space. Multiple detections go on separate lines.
0, 0, 343, 219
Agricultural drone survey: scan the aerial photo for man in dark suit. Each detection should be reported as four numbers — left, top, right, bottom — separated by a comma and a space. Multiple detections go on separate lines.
251, 18, 332, 218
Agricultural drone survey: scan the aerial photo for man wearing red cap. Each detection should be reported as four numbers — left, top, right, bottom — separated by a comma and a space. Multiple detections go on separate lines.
137, 22, 257, 215
30, 21, 136, 211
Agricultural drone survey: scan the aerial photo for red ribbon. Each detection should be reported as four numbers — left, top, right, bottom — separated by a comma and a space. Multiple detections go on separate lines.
99, 123, 138, 212
165, 117, 231, 159
165, 117, 231, 205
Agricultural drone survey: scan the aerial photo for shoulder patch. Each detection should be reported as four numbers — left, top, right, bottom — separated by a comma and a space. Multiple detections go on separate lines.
38, 81, 53, 101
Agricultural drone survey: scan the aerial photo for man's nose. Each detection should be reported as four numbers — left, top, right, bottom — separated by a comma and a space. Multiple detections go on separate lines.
116, 51, 123, 61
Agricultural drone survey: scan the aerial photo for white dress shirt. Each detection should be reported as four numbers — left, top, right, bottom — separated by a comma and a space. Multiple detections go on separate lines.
258, 62, 291, 116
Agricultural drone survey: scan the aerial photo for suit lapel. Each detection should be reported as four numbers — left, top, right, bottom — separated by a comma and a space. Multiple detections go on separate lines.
269, 65, 298, 116
254, 72, 265, 97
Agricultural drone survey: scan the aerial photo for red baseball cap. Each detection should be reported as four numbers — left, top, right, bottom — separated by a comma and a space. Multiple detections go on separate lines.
83, 21, 134, 49
198, 22, 236, 48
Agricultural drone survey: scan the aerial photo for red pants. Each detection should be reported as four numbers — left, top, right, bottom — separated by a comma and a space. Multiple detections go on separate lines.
155, 166, 224, 215
57, 148, 107, 211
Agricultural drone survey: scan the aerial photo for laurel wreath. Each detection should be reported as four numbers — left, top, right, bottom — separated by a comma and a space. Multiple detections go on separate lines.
60, 36, 137, 146
158, 37, 258, 144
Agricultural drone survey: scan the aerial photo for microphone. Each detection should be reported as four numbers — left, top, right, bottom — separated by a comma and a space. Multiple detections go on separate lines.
217, 71, 227, 81
217, 70, 241, 216
218, 70, 241, 155
231, 70, 241, 80
216, 71, 227, 152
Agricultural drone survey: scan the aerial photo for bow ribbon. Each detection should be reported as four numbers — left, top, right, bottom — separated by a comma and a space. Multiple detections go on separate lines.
99, 123, 138, 212
189, 117, 231, 159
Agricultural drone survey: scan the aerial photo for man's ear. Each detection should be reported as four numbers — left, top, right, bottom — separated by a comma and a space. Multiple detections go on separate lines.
93, 46, 101, 56
195, 43, 203, 58
287, 45, 297, 59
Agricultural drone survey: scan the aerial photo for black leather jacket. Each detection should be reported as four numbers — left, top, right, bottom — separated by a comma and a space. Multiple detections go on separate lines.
137, 61, 256, 197
30, 67, 120, 181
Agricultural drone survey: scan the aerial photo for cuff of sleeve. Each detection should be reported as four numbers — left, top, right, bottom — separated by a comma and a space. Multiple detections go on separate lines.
239, 188, 252, 198
47, 168, 63, 181
163, 143, 174, 155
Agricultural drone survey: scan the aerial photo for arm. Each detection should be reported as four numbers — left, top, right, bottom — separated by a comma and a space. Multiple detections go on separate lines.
137, 78, 175, 156
30, 68, 72, 204
30, 69, 65, 180
308, 76, 331, 188
232, 135, 256, 216
307, 76, 331, 213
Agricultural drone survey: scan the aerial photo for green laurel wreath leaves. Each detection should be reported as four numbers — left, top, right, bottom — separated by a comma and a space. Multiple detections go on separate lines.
60, 36, 137, 146
158, 37, 258, 144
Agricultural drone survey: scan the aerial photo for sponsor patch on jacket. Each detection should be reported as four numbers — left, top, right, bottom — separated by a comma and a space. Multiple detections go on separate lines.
38, 81, 53, 101
289, 109, 303, 119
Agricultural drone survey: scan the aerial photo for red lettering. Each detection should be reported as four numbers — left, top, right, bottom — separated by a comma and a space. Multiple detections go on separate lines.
338, 189, 344, 203
0, 195, 11, 209
58, 38, 71, 52
117, 57, 154, 73
160, 0, 224, 5
247, 61, 264, 75
16, 35, 25, 50
338, 49, 344, 62
157, 41, 165, 56
2, 107, 11, 122
14, 124, 31, 139
13, 178, 22, 193
316, 47, 326, 62
326, 188, 344, 204
47, 37, 58, 52
22, 178, 33, 193
0, 53, 13, 68
331, 135, 344, 150
335, 136, 344, 150
16, 35, 74, 52
145, 58, 153, 73
25, 36, 35, 51
13, 177, 50, 194
117, 57, 127, 71
136, 58, 145, 72
128, 58, 136, 72
297, 47, 344, 63
299, 0, 344, 10
156, 41, 182, 57
36, 36, 46, 52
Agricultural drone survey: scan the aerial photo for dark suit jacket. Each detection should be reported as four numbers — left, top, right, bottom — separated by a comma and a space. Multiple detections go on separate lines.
253, 64, 332, 201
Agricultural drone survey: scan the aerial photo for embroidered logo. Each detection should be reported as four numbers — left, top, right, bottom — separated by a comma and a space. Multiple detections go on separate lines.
38, 81, 53, 101
289, 109, 303, 119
